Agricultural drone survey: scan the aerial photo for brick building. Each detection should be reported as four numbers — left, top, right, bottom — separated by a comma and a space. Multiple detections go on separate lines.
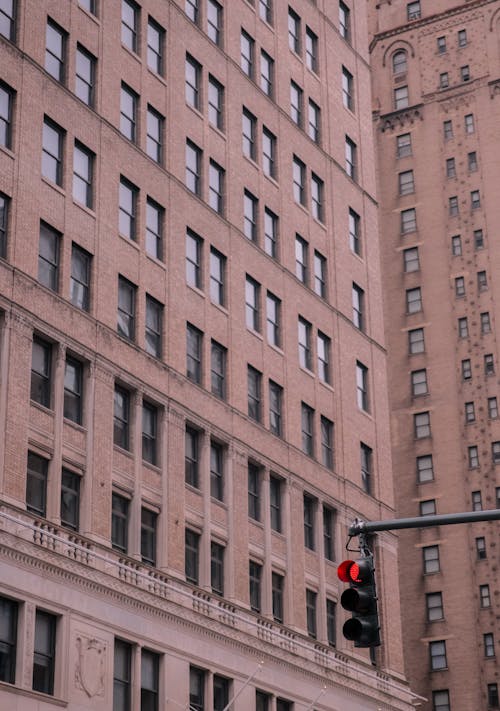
0, 1, 416, 710
370, 1, 500, 709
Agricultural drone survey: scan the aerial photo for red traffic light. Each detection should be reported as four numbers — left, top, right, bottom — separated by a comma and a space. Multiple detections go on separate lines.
337, 559, 361, 583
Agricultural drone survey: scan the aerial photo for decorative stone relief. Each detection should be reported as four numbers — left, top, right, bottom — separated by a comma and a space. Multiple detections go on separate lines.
75, 635, 106, 698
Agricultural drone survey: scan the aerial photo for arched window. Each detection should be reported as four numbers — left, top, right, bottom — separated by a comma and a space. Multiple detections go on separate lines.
392, 50, 407, 75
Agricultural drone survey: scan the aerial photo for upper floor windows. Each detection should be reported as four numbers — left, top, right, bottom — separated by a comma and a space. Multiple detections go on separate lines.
42, 118, 64, 186
147, 17, 165, 76
260, 50, 274, 97
0, 81, 14, 150
397, 133, 412, 158
305, 28, 318, 72
207, 0, 222, 46
0, 0, 16, 41
45, 18, 67, 83
394, 86, 409, 110
240, 30, 255, 78
0, 192, 9, 259
392, 50, 407, 75
75, 45, 96, 107
339, 1, 350, 43
121, 0, 139, 53
120, 83, 138, 143
407, 1, 420, 21
345, 136, 357, 180
288, 7, 301, 54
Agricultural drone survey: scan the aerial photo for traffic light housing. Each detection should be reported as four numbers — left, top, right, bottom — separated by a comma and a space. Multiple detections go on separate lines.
337, 555, 380, 648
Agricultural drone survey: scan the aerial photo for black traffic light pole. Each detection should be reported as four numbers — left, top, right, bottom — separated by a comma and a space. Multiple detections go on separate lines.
348, 508, 500, 537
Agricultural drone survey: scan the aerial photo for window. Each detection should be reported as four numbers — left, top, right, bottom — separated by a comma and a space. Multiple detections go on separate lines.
142, 402, 158, 465
0, 596, 17, 683
244, 190, 258, 241
409, 328, 425, 354
185, 529, 200, 584
445, 158, 455, 178
75, 45, 95, 107
214, 675, 230, 711
0, 0, 15, 41
301, 404, 314, 457
114, 640, 131, 711
401, 208, 417, 233
293, 156, 306, 205
117, 276, 136, 341
465, 401, 476, 424
26, 452, 48, 516
342, 66, 354, 110
264, 207, 278, 259
141, 649, 159, 711
79, 0, 96, 14
488, 684, 499, 709
468, 445, 479, 469
306, 589, 317, 638
288, 7, 300, 53
113, 386, 130, 450
305, 27, 318, 71
471, 190, 481, 210
260, 50, 273, 97
119, 177, 138, 240
414, 411, 431, 439
146, 106, 163, 164
257, 691, 271, 711
211, 541, 224, 595
208, 160, 224, 214
345, 136, 357, 180
348, 208, 361, 255
147, 17, 164, 75
210, 441, 224, 501
186, 0, 199, 23
323, 505, 334, 559
488, 397, 498, 419
465, 113, 474, 133
484, 633, 495, 658
272, 572, 284, 623
190, 667, 205, 711
417, 454, 433, 483
269, 381, 283, 437
397, 133, 412, 158
314, 251, 327, 298
407, 1, 420, 20
31, 337, 52, 408
477, 536, 486, 559
360, 442, 372, 494
394, 85, 409, 110
111, 493, 129, 553
270, 475, 282, 532
468, 151, 477, 171
451, 235, 462, 256
352, 283, 364, 330
45, 19, 66, 82
207, 0, 222, 45
326, 598, 336, 647
209, 247, 225, 305
290, 81, 303, 126
423, 545, 440, 574
317, 332, 330, 383
462, 359, 472, 380
430, 640, 447, 671
42, 118, 63, 186
479, 584, 491, 607
432, 690, 450, 711
474, 229, 484, 249
472, 490, 482, 512
298, 317, 312, 370
211, 340, 226, 400
461, 65, 470, 82
33, 610, 56, 695
186, 140, 202, 195
245, 276, 260, 331
439, 72, 449, 89
457, 28, 467, 46
73, 142, 93, 208
356, 362, 369, 411
339, 1, 350, 41
448, 196, 459, 216
308, 99, 320, 143
208, 75, 224, 129
185, 427, 200, 488
311, 174, 323, 221
266, 292, 281, 347
240, 30, 254, 78
120, 84, 138, 142
411, 369, 428, 396
186, 229, 202, 289
321, 417, 334, 470
247, 365, 262, 422
121, 0, 139, 51
262, 127, 276, 178
64, 357, 83, 424
406, 287, 422, 314
427, 592, 443, 621
437, 36, 446, 53
249, 560, 262, 612
420, 499, 436, 517
185, 54, 201, 110
146, 198, 163, 261
248, 462, 261, 521
259, 0, 272, 24
186, 323, 203, 384
242, 109, 256, 160
295, 235, 308, 283
141, 508, 157, 565
392, 50, 407, 75
443, 120, 453, 140
0, 83, 12, 147
38, 222, 60, 292
404, 247, 419, 272
485, 354, 495, 375
303, 494, 315, 549
399, 170, 415, 195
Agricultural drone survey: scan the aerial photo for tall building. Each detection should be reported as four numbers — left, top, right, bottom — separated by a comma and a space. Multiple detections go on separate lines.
0, 0, 418, 709
370, 1, 500, 710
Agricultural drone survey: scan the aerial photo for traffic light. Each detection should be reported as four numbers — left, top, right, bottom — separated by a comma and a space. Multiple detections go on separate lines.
337, 555, 380, 648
